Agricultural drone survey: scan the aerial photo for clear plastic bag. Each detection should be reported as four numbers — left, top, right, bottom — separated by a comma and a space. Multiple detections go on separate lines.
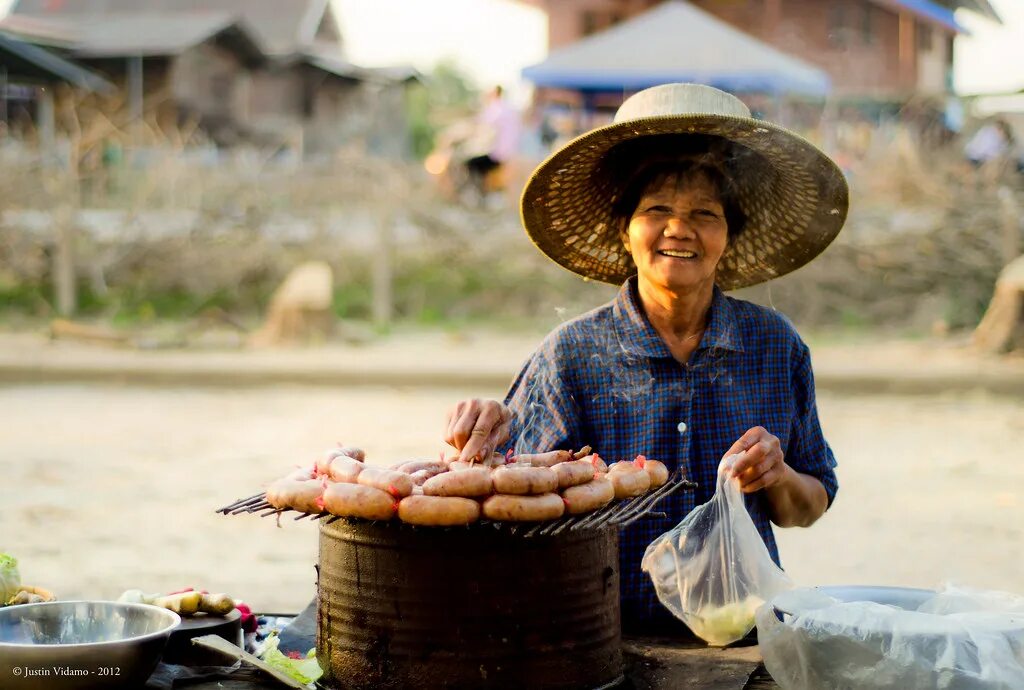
756, 584, 1024, 689
641, 454, 793, 646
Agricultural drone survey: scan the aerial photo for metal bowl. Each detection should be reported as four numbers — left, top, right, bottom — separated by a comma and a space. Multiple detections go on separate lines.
0, 600, 181, 690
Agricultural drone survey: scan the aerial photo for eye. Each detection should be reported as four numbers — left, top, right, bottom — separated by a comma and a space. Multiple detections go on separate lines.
694, 208, 722, 219
642, 205, 673, 214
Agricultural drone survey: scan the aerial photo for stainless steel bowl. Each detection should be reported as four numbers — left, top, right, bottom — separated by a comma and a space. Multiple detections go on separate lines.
0, 600, 181, 690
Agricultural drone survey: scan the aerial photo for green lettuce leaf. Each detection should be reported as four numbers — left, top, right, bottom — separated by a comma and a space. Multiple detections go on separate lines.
0, 553, 21, 604
260, 634, 322, 686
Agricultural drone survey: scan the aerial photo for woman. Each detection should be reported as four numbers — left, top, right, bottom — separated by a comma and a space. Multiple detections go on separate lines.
444, 84, 849, 631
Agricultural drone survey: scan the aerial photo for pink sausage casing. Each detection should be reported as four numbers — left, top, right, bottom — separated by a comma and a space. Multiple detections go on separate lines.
510, 450, 573, 468
423, 466, 493, 497
322, 482, 397, 520
325, 455, 365, 483
492, 465, 559, 495
266, 478, 325, 513
482, 493, 565, 522
610, 470, 650, 499
398, 495, 481, 526
552, 460, 598, 489
356, 466, 415, 498
562, 477, 615, 515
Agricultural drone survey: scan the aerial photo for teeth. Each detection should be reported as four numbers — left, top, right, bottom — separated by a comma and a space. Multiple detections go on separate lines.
660, 250, 696, 258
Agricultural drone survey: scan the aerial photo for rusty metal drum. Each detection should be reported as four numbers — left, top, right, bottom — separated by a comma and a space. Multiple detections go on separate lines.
316, 518, 623, 690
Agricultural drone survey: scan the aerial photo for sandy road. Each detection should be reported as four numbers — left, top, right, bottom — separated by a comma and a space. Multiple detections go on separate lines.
1, 383, 1021, 612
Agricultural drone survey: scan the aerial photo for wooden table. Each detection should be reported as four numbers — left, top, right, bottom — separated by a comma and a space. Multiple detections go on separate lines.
152, 637, 779, 689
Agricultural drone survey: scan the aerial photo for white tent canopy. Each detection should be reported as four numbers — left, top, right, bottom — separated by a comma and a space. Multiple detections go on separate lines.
523, 1, 831, 97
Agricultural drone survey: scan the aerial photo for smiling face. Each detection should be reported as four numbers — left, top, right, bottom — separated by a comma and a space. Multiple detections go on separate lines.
622, 169, 730, 295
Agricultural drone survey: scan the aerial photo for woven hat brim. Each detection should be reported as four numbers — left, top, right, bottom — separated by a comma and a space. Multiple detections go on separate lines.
520, 114, 850, 290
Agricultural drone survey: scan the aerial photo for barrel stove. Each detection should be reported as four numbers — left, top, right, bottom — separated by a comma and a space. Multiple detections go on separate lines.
316, 519, 623, 690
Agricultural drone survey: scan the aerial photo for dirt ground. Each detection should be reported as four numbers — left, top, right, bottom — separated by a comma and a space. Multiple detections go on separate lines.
1, 378, 1021, 613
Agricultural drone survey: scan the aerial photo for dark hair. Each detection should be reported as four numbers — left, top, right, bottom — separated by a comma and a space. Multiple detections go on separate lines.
604, 135, 748, 242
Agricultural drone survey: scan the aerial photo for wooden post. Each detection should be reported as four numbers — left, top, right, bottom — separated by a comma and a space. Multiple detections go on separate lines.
38, 86, 55, 162
371, 207, 394, 330
37, 85, 78, 316
1, 67, 8, 131
765, 0, 782, 39
898, 13, 915, 92
128, 55, 144, 154
54, 173, 79, 316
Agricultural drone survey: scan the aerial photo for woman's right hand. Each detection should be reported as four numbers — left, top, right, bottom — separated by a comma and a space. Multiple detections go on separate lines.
444, 399, 512, 462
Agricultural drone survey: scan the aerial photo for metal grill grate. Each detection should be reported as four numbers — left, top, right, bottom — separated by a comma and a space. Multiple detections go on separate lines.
216, 469, 696, 536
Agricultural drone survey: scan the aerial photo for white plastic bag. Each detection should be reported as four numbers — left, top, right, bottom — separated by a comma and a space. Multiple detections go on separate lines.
641, 454, 793, 646
756, 584, 1024, 689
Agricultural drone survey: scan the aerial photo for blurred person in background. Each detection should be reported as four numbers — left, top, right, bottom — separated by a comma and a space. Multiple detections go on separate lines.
442, 83, 850, 633
463, 86, 521, 203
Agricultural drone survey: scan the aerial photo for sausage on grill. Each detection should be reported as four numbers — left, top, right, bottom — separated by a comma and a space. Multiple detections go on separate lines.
266, 478, 325, 513
398, 495, 481, 526
322, 482, 397, 520
492, 465, 559, 495
423, 466, 493, 497
552, 460, 598, 489
482, 493, 565, 522
510, 450, 573, 468
562, 477, 615, 515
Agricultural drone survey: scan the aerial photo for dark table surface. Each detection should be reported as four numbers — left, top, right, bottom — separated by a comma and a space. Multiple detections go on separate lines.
152, 599, 778, 689
153, 638, 778, 690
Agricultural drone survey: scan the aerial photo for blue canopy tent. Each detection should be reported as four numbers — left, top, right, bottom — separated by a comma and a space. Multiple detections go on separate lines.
521, 1, 832, 98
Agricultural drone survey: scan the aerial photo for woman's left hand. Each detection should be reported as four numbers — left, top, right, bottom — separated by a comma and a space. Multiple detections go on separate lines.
722, 426, 789, 494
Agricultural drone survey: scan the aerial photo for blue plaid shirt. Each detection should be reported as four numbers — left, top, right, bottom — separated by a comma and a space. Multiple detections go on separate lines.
504, 278, 838, 625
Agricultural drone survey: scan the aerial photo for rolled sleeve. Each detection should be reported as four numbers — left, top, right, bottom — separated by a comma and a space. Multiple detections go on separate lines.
787, 344, 839, 508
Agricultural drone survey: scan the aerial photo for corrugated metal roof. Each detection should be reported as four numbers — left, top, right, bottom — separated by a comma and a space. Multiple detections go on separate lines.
9, 0, 329, 55
77, 13, 239, 57
522, 1, 830, 96
1, 13, 264, 60
0, 29, 113, 91
298, 49, 419, 84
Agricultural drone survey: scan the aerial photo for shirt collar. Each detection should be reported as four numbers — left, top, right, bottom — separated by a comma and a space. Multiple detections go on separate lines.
612, 278, 745, 359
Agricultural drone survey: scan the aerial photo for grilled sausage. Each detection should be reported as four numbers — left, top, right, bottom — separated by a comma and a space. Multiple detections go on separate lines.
552, 460, 598, 489
266, 478, 325, 513
644, 459, 670, 488
356, 466, 415, 498
322, 482, 397, 520
423, 466, 493, 497
492, 465, 559, 495
583, 454, 608, 473
330, 446, 366, 462
398, 495, 481, 526
562, 477, 615, 514
510, 450, 573, 468
409, 466, 447, 486
610, 468, 651, 499
446, 459, 477, 471
482, 493, 565, 522
325, 455, 364, 483
393, 459, 445, 474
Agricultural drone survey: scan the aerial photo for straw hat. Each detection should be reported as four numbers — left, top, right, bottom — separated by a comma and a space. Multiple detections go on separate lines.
520, 83, 849, 290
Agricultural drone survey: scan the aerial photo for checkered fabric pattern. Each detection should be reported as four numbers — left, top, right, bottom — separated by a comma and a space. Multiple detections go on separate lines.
504, 278, 838, 625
